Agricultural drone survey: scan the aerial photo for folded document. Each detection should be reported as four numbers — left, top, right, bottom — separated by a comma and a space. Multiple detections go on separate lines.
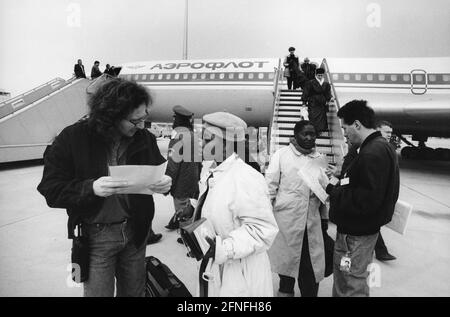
386, 200, 413, 235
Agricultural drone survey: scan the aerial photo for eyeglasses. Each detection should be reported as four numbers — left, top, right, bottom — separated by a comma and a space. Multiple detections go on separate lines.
125, 110, 149, 127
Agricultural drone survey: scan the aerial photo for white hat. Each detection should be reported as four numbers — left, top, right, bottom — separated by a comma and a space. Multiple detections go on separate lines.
202, 112, 247, 142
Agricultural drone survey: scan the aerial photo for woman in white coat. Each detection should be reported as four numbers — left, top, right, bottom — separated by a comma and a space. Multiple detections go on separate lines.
198, 112, 279, 297
266, 120, 330, 297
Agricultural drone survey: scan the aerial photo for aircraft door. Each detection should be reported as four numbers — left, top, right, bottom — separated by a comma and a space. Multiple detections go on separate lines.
410, 69, 427, 95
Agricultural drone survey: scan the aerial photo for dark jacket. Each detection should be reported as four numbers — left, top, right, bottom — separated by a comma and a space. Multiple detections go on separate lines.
301, 62, 316, 80
91, 66, 102, 79
340, 143, 359, 177
165, 127, 201, 199
74, 64, 86, 78
326, 132, 400, 236
302, 79, 332, 132
37, 120, 165, 247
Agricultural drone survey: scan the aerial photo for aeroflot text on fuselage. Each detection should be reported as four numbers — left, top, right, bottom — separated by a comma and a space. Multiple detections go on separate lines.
150, 61, 270, 71
123, 60, 275, 73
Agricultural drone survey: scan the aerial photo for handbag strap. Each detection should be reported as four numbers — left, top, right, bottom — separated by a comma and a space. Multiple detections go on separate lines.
199, 257, 210, 297
192, 173, 214, 222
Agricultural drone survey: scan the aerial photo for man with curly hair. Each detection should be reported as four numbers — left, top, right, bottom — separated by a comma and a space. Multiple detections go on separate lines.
37, 78, 172, 297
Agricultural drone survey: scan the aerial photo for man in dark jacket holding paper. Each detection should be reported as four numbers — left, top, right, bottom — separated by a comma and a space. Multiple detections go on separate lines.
326, 100, 399, 297
37, 78, 171, 297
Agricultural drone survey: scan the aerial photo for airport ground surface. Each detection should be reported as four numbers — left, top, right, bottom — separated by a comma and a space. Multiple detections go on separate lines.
0, 138, 449, 297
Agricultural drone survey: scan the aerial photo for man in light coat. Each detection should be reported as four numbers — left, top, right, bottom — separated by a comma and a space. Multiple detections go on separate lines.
197, 112, 279, 297
266, 120, 330, 297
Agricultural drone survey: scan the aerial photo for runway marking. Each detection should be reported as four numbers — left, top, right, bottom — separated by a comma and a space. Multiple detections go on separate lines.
400, 183, 450, 210
0, 211, 54, 229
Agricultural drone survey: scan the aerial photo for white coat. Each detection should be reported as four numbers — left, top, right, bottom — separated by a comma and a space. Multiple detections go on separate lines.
199, 154, 279, 297
265, 144, 328, 283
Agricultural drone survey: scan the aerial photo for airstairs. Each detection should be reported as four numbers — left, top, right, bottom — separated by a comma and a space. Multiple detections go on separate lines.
268, 58, 346, 173
0, 77, 92, 163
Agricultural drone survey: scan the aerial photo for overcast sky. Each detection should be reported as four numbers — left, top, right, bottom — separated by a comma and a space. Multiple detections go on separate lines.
1, 0, 449, 96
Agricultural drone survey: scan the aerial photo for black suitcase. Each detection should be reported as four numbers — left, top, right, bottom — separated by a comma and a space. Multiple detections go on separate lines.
145, 256, 192, 297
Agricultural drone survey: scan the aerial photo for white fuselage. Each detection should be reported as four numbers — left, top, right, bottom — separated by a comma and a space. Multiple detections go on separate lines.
119, 58, 279, 127
118, 57, 450, 137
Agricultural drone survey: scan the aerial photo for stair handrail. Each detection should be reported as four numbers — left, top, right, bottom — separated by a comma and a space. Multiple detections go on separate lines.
0, 77, 64, 107
268, 58, 283, 156
321, 58, 347, 170
0, 76, 80, 119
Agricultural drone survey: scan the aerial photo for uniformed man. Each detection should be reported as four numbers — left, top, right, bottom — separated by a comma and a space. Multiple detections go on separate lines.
165, 105, 202, 230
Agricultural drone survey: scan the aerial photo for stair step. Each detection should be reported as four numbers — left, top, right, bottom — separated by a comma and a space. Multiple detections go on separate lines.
277, 105, 304, 110
278, 125, 329, 130
276, 122, 300, 129
278, 101, 304, 105
274, 119, 303, 123
277, 108, 301, 112
272, 130, 331, 138
279, 97, 302, 101
275, 114, 303, 119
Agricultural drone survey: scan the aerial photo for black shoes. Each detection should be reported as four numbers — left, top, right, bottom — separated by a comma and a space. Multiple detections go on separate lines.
165, 215, 180, 230
376, 252, 397, 261
147, 233, 163, 245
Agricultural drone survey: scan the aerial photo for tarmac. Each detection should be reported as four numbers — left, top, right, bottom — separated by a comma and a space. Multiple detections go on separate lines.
0, 138, 449, 297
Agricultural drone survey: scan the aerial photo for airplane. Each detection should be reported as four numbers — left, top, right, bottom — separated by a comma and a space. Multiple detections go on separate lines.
117, 57, 450, 160
1, 56, 449, 163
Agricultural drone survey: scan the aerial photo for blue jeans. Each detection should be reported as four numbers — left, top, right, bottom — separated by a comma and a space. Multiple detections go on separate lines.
332, 232, 378, 297
83, 219, 147, 297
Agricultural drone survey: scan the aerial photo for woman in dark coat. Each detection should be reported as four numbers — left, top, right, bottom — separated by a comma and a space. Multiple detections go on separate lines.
302, 68, 332, 132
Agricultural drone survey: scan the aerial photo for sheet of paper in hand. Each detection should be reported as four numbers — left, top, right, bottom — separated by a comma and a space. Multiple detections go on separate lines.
298, 158, 329, 204
109, 162, 167, 195
386, 200, 413, 235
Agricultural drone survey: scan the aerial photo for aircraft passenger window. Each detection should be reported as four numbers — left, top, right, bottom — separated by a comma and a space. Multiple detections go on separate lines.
378, 74, 385, 81
332, 74, 339, 81
166, 74, 171, 80
149, 74, 154, 80
366, 74, 373, 81
238, 73, 244, 79
158, 74, 163, 80
248, 73, 254, 79
210, 74, 215, 79
192, 74, 197, 80
229, 73, 234, 79
268, 73, 274, 80
219, 73, 225, 79
174, 74, 180, 80
428, 74, 436, 82
201, 73, 206, 80
355, 74, 362, 81
343, 74, 350, 81
127, 75, 132, 80
390, 75, 398, 82
403, 74, 410, 82
134, 75, 139, 80
414, 74, 424, 82
258, 73, 264, 79
183, 74, 189, 80
442, 75, 450, 82
142, 75, 147, 80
